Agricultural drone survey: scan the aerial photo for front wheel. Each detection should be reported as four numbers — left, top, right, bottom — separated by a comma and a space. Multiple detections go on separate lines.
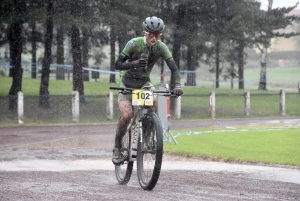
137, 113, 163, 190
115, 125, 133, 185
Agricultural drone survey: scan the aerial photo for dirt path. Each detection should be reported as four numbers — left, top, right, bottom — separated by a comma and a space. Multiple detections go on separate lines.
0, 119, 300, 200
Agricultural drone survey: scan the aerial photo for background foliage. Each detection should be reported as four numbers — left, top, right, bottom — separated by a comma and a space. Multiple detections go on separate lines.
0, 0, 299, 111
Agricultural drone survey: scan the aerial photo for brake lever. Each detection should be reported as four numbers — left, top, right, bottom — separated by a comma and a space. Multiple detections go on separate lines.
161, 91, 178, 98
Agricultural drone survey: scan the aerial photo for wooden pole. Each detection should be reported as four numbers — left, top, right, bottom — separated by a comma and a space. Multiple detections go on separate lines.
17, 91, 24, 124
210, 91, 215, 130
244, 90, 250, 116
72, 91, 79, 122
279, 89, 285, 116
106, 91, 114, 120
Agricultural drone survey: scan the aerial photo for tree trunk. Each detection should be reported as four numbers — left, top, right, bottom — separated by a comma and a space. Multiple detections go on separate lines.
39, 0, 53, 108
258, 0, 272, 90
82, 27, 89, 82
171, 4, 185, 109
71, 24, 84, 102
8, 21, 23, 110
237, 38, 245, 90
117, 32, 126, 54
110, 25, 116, 83
258, 47, 267, 90
230, 60, 234, 89
171, 4, 185, 80
160, 0, 172, 27
215, 40, 220, 88
56, 26, 65, 80
268, 0, 273, 10
31, 22, 37, 79
186, 43, 196, 86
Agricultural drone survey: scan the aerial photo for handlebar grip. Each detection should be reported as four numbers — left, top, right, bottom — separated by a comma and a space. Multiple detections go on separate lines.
152, 90, 178, 97
110, 86, 125, 90
153, 90, 173, 94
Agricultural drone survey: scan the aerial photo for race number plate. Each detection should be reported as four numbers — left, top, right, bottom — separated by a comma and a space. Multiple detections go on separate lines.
132, 90, 153, 106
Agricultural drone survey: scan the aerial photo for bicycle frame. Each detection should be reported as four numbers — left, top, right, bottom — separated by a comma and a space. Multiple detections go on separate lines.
127, 103, 156, 160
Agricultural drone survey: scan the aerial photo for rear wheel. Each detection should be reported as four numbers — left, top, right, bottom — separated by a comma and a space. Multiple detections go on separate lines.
137, 113, 163, 190
115, 126, 133, 185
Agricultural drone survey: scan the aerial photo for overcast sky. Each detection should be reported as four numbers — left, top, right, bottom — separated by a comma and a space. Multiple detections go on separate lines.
259, 0, 300, 10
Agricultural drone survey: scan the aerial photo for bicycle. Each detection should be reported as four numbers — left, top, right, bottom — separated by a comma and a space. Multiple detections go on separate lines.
110, 86, 177, 190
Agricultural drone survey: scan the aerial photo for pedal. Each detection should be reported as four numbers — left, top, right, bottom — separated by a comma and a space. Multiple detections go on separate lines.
121, 149, 129, 163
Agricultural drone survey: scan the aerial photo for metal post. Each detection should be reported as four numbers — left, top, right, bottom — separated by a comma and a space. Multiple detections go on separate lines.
17, 91, 24, 124
175, 96, 181, 119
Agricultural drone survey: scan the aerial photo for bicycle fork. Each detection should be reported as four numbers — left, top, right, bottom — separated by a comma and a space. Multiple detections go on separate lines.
130, 122, 138, 161
128, 107, 141, 161
128, 107, 152, 161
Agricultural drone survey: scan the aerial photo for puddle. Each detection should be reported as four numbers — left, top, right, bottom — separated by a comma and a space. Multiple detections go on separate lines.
162, 160, 300, 184
0, 159, 299, 184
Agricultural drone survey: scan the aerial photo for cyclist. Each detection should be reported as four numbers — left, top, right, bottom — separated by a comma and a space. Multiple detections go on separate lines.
112, 16, 183, 165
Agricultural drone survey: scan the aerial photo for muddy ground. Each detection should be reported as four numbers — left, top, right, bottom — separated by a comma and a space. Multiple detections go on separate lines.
0, 118, 300, 200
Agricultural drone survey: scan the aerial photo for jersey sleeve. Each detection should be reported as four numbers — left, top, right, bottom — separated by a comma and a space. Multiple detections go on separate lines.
159, 41, 172, 60
122, 38, 138, 57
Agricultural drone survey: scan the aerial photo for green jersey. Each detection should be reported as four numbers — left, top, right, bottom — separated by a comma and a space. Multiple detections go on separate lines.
121, 37, 172, 79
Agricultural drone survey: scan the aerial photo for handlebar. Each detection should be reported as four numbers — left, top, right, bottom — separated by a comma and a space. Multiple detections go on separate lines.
110, 86, 134, 91
109, 86, 177, 97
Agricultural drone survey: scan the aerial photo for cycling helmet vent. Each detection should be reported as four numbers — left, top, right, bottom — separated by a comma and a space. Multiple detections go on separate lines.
143, 16, 165, 34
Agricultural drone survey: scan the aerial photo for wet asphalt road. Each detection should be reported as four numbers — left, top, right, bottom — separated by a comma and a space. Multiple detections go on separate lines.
0, 118, 300, 200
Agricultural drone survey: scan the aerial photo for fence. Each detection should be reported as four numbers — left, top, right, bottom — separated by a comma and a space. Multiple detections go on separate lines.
1, 57, 300, 92
0, 90, 299, 124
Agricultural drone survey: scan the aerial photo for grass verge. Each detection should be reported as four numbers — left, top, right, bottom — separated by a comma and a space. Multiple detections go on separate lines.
164, 127, 300, 167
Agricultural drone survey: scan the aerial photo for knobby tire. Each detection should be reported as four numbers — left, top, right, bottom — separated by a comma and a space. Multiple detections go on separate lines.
137, 113, 163, 190
115, 123, 133, 185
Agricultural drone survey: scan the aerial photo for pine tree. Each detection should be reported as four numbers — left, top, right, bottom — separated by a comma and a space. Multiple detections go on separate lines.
0, 0, 27, 110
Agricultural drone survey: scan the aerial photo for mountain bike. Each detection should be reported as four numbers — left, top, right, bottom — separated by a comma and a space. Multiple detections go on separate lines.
110, 86, 176, 190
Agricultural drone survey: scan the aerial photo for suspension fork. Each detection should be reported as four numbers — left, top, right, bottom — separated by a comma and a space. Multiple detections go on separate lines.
128, 106, 141, 160
138, 107, 144, 143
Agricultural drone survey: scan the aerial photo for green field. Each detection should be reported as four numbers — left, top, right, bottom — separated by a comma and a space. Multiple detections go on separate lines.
0, 76, 116, 96
244, 66, 300, 91
196, 66, 300, 92
164, 127, 300, 167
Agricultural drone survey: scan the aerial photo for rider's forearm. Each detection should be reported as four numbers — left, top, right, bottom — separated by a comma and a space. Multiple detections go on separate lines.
115, 52, 133, 70
165, 58, 181, 86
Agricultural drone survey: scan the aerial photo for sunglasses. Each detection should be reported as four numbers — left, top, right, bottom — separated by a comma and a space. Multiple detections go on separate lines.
145, 32, 162, 39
